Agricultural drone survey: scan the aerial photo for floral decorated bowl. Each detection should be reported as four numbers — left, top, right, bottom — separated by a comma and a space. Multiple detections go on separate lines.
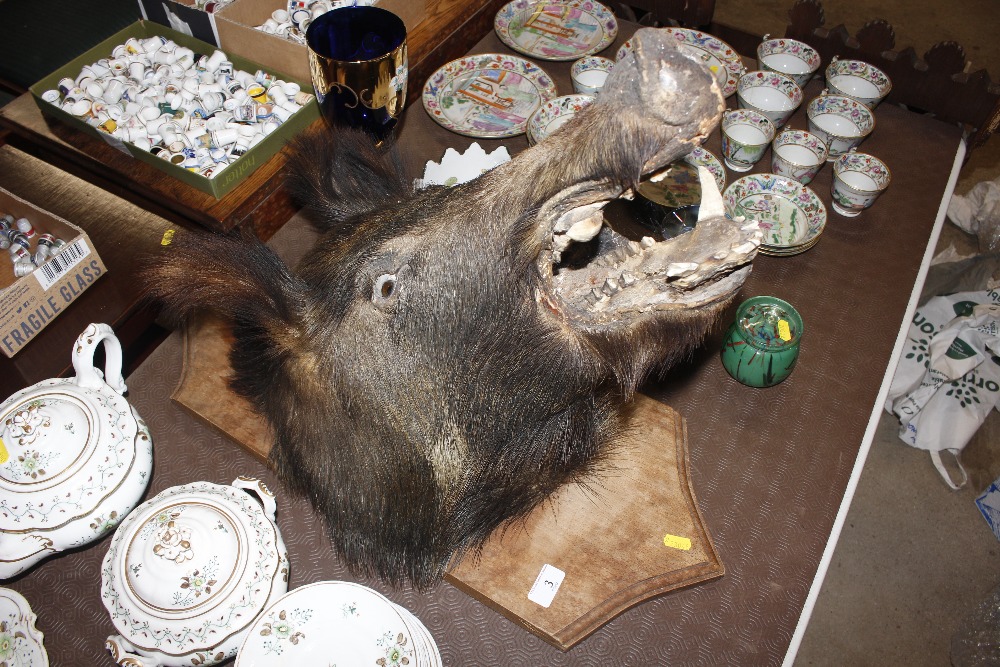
526, 93, 595, 145
770, 127, 829, 185
102, 477, 289, 667
723, 172, 827, 256
806, 91, 875, 160
825, 57, 891, 108
756, 35, 821, 88
0, 323, 153, 580
736, 70, 803, 129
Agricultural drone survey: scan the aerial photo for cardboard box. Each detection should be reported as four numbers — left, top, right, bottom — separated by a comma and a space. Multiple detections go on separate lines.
137, 0, 222, 47
216, 0, 426, 84
0, 190, 108, 358
29, 21, 319, 199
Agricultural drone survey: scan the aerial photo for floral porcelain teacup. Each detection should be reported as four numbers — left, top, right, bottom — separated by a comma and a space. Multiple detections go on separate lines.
756, 35, 821, 88
831, 150, 891, 217
825, 57, 892, 108
806, 91, 875, 160
721, 108, 776, 172
571, 55, 614, 95
770, 128, 829, 184
736, 70, 803, 129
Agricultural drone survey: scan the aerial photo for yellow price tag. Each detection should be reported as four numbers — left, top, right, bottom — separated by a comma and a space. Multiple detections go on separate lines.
663, 534, 692, 551
0, 437, 8, 465
161, 229, 176, 246
778, 319, 791, 342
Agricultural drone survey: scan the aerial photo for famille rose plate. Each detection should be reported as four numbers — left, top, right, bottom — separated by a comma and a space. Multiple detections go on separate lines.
423, 53, 557, 138
616, 28, 743, 98
494, 0, 618, 61
723, 173, 827, 256
236, 581, 441, 666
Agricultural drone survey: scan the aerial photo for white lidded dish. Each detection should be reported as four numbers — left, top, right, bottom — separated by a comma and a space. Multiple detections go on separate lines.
102, 477, 289, 667
0, 323, 153, 580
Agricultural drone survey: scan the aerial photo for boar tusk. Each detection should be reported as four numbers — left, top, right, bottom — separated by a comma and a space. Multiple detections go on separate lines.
696, 165, 724, 222
566, 215, 604, 242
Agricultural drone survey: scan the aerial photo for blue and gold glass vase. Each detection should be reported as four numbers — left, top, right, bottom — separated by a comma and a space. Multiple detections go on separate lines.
306, 6, 407, 141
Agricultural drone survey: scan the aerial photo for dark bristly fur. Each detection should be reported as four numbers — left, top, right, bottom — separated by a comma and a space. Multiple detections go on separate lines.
145, 29, 748, 587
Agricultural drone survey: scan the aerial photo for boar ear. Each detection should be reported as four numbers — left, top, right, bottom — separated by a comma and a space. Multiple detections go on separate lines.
285, 128, 411, 234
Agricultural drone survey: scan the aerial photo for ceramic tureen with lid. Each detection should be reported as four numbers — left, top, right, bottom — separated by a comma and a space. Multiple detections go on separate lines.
102, 477, 289, 667
0, 323, 153, 580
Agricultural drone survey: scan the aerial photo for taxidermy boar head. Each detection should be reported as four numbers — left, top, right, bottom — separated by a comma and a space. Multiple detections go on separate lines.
148, 28, 761, 587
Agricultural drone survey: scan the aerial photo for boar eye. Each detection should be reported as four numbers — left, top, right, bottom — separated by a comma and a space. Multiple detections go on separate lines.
373, 273, 398, 306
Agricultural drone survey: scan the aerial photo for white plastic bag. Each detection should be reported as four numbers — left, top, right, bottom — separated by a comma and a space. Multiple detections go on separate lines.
886, 290, 1000, 488
948, 177, 1000, 254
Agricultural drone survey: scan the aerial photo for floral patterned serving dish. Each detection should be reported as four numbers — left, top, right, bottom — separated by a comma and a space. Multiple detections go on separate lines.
0, 323, 153, 580
102, 477, 289, 667
494, 0, 618, 61
236, 580, 440, 666
0, 587, 48, 666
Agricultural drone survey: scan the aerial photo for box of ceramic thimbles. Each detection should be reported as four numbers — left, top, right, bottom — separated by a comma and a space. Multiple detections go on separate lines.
29, 20, 319, 198
0, 189, 108, 357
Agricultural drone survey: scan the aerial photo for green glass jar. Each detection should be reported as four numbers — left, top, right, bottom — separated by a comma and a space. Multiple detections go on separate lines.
721, 296, 804, 387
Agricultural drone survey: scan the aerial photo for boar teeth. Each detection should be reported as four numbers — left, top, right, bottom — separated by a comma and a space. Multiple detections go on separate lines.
621, 271, 637, 286
640, 236, 656, 249
602, 278, 620, 295
627, 241, 643, 255
666, 262, 699, 278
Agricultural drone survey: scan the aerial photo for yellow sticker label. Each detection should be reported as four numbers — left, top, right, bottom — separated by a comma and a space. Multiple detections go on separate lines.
663, 534, 692, 551
161, 229, 176, 246
0, 437, 7, 465
778, 319, 791, 342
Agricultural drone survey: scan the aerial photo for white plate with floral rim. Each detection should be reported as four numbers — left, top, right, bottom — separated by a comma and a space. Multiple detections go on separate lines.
526, 93, 595, 144
494, 0, 618, 61
616, 28, 743, 98
0, 588, 47, 666
723, 173, 826, 254
423, 53, 558, 138
236, 581, 433, 666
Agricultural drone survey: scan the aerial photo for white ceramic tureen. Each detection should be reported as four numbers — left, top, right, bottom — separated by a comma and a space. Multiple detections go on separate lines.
102, 477, 289, 667
0, 323, 153, 580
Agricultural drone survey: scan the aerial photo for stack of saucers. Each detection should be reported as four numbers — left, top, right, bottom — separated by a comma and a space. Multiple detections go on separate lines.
236, 580, 441, 666
722, 173, 827, 256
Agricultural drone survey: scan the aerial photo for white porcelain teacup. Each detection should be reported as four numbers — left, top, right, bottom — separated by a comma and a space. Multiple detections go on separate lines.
806, 92, 875, 160
771, 128, 829, 184
756, 35, 821, 88
571, 56, 614, 96
825, 57, 891, 108
721, 108, 776, 172
831, 150, 891, 216
736, 70, 803, 129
